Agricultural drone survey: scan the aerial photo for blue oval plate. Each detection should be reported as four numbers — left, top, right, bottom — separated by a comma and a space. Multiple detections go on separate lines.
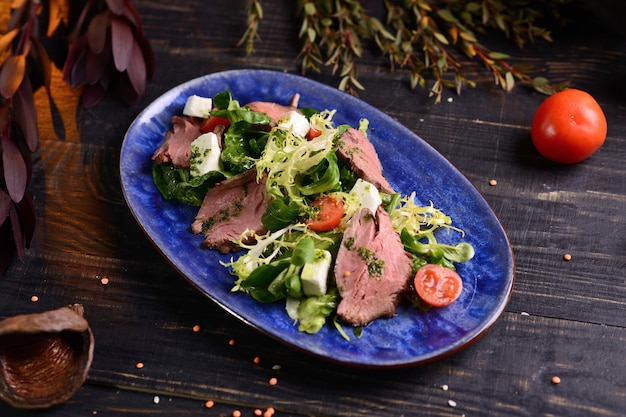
120, 69, 514, 368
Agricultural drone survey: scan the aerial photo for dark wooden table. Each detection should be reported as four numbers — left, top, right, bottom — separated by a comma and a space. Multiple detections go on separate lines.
2, 1, 625, 416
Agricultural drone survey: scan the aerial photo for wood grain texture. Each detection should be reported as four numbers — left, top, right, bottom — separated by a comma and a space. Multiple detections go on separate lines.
1, 0, 625, 416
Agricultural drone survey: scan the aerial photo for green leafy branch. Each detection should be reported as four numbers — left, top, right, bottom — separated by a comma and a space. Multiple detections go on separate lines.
239, 0, 571, 102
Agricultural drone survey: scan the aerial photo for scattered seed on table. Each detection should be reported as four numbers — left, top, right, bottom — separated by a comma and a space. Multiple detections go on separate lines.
563, 253, 572, 261
272, 364, 281, 371
489, 179, 497, 186
254, 409, 263, 416
232, 410, 241, 417
441, 384, 449, 391
552, 376, 561, 384
135, 362, 144, 369
264, 407, 275, 417
100, 277, 110, 285
269, 377, 278, 386
228, 339, 236, 346
192, 324, 201, 333
253, 356, 262, 364
30, 295, 39, 303
153, 396, 160, 404
204, 400, 214, 408
448, 400, 457, 407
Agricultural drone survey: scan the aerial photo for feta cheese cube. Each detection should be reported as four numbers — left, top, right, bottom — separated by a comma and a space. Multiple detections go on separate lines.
277, 110, 310, 137
350, 179, 382, 213
182, 95, 213, 118
190, 132, 221, 177
300, 250, 332, 296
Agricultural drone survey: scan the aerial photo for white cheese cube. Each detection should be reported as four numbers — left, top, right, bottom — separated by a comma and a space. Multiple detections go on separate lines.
300, 250, 332, 296
277, 110, 310, 137
350, 179, 382, 213
190, 132, 222, 177
182, 95, 213, 118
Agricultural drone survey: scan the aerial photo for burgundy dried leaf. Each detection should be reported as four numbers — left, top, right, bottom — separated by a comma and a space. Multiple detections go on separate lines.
106, 0, 127, 15
1, 135, 27, 203
8, 203, 24, 261
126, 39, 145, 96
0, 55, 26, 99
85, 47, 110, 85
120, 1, 141, 29
87, 12, 110, 55
136, 32, 155, 81
63, 35, 88, 86
18, 191, 36, 248
81, 83, 106, 109
30, 38, 51, 92
0, 189, 9, 224
0, 28, 19, 55
111, 16, 133, 72
14, 79, 38, 152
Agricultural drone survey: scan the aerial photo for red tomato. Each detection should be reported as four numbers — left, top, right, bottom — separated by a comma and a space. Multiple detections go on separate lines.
414, 264, 463, 308
307, 127, 322, 140
306, 196, 344, 232
531, 89, 607, 164
200, 116, 230, 133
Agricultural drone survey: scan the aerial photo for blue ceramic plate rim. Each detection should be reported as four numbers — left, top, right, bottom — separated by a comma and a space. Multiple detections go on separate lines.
120, 69, 514, 368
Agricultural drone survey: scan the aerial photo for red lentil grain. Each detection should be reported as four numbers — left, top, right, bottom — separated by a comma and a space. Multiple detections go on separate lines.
552, 376, 561, 384
135, 362, 144, 369
264, 407, 275, 417
192, 325, 201, 332
489, 179, 497, 186
269, 377, 278, 386
254, 409, 263, 416
253, 356, 262, 364
30, 295, 39, 303
563, 253, 572, 261
228, 339, 236, 346
204, 400, 214, 408
100, 277, 110, 285
232, 410, 241, 417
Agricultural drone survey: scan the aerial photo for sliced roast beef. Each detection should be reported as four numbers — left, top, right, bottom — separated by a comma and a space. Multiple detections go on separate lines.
245, 101, 296, 123
191, 169, 269, 253
151, 116, 202, 169
336, 128, 394, 194
334, 206, 413, 326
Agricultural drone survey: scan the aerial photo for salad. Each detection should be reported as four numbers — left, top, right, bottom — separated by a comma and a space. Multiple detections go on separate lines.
151, 90, 474, 338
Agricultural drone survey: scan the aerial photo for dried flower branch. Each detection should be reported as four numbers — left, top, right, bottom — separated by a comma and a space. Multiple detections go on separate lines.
0, 0, 154, 275
241, 0, 571, 101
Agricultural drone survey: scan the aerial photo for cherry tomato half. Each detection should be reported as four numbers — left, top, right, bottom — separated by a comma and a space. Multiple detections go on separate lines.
200, 115, 231, 133
306, 196, 344, 232
530, 89, 607, 164
414, 264, 463, 308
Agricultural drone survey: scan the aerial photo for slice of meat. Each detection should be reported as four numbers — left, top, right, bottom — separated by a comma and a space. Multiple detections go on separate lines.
334, 206, 413, 326
151, 116, 201, 169
336, 128, 394, 194
245, 101, 296, 123
191, 169, 269, 253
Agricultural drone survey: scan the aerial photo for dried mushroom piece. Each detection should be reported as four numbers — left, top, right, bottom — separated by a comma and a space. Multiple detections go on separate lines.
0, 304, 94, 409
